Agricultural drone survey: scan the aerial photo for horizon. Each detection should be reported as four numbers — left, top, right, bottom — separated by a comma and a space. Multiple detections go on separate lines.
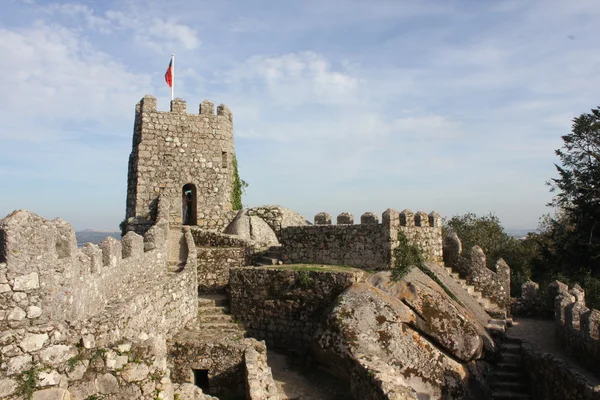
2, 0, 599, 231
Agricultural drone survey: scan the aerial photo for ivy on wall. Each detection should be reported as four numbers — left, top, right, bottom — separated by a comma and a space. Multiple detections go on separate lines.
231, 155, 248, 210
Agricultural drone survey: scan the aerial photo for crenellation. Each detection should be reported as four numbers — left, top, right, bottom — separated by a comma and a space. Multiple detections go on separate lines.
139, 94, 157, 113
382, 208, 399, 229
81, 243, 102, 273
428, 211, 442, 228
170, 98, 187, 113
360, 212, 378, 225
217, 103, 233, 122
337, 212, 354, 224
314, 212, 332, 225
414, 211, 429, 227
121, 231, 143, 259
582, 309, 600, 340
200, 99, 215, 115
99, 236, 122, 268
400, 209, 414, 227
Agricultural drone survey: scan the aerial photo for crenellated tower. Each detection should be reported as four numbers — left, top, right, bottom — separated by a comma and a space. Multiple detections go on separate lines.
125, 95, 236, 234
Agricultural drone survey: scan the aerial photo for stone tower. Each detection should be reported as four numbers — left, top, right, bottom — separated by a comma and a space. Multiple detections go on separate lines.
125, 95, 236, 233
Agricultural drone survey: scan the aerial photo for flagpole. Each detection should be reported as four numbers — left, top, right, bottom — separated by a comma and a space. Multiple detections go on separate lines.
171, 54, 175, 101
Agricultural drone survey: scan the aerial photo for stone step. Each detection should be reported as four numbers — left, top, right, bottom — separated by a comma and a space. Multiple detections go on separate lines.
451, 272, 461, 280
199, 322, 244, 332
198, 314, 233, 323
198, 306, 229, 315
492, 391, 530, 400
464, 285, 475, 295
502, 352, 521, 362
492, 381, 528, 392
445, 267, 453, 274
198, 294, 229, 307
478, 298, 491, 308
487, 319, 507, 336
500, 343, 521, 355
492, 370, 525, 382
495, 362, 522, 373
472, 291, 483, 300
487, 308, 507, 320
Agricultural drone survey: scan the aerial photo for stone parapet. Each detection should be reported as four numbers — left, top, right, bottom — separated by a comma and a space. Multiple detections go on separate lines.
280, 209, 443, 270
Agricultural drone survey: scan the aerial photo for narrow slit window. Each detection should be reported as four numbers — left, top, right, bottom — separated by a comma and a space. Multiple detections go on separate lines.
221, 151, 227, 168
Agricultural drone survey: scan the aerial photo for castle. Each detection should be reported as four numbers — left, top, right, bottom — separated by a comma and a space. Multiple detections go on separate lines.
0, 96, 599, 400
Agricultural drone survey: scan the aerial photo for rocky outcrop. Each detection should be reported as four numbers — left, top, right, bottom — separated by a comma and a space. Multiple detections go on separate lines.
313, 283, 469, 399
368, 270, 484, 362
225, 211, 279, 246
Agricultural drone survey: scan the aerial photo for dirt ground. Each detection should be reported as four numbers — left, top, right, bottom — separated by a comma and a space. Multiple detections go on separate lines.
267, 350, 353, 400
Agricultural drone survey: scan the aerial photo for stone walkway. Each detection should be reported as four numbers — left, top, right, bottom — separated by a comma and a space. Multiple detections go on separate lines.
506, 318, 600, 384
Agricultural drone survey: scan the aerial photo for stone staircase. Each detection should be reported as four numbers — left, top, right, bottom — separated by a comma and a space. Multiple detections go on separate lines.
443, 266, 510, 335
491, 338, 530, 399
180, 294, 246, 338
256, 245, 283, 266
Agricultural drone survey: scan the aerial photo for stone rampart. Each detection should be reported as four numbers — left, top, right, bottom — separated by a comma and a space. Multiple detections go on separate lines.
553, 281, 600, 371
229, 266, 365, 352
0, 196, 199, 398
280, 209, 442, 270
443, 233, 511, 308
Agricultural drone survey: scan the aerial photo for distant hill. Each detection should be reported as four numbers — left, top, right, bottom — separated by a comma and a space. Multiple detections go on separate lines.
76, 231, 121, 247
505, 228, 538, 239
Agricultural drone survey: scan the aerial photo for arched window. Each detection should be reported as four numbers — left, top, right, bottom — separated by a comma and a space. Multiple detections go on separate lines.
182, 183, 197, 225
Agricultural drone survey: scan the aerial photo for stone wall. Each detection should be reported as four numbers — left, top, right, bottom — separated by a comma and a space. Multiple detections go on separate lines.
191, 227, 251, 292
280, 209, 442, 270
553, 281, 600, 371
229, 266, 365, 352
125, 95, 236, 232
521, 341, 600, 400
443, 233, 511, 308
0, 196, 200, 399
246, 205, 309, 239
244, 341, 279, 400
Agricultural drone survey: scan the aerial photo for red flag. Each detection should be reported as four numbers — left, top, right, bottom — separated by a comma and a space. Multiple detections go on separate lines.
165, 58, 173, 87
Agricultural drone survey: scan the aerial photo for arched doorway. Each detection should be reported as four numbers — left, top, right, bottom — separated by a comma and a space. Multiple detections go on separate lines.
182, 183, 197, 225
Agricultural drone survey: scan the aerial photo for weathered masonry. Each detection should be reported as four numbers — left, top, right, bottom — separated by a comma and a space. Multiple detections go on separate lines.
125, 95, 236, 234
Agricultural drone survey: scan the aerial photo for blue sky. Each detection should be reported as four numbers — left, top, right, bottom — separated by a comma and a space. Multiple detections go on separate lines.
1, 0, 599, 231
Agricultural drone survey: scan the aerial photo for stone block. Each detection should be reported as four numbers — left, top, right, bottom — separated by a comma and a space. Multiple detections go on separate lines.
19, 333, 48, 352
428, 211, 442, 228
99, 236, 122, 268
32, 388, 72, 400
170, 98, 187, 114
13, 272, 40, 291
140, 95, 157, 112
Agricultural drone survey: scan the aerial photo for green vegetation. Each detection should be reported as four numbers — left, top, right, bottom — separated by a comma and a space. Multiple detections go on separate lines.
231, 155, 248, 210
17, 367, 39, 400
297, 270, 316, 287
391, 230, 424, 281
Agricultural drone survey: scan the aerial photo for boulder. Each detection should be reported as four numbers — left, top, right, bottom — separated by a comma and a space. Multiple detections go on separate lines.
313, 283, 468, 399
225, 212, 278, 246
369, 270, 483, 362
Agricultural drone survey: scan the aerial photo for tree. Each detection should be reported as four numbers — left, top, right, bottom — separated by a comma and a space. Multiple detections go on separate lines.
548, 106, 600, 276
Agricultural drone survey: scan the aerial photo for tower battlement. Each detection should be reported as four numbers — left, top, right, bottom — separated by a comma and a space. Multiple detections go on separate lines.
126, 95, 237, 234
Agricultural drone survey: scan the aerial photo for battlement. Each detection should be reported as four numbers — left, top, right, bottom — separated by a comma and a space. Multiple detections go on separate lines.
553, 282, 600, 369
136, 94, 233, 122
280, 208, 443, 270
312, 210, 442, 227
